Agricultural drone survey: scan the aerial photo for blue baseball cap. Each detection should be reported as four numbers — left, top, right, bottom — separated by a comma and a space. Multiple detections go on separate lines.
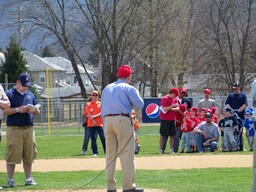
245, 108, 253, 115
18, 73, 31, 87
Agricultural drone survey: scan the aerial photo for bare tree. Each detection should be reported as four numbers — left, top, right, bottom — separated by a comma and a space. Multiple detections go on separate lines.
195, 0, 256, 93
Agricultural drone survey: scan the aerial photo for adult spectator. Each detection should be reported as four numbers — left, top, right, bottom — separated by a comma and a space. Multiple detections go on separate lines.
225, 82, 247, 123
85, 90, 105, 156
4, 73, 40, 188
193, 112, 219, 153
198, 88, 216, 111
159, 87, 179, 154
177, 88, 192, 109
0, 84, 10, 189
101, 65, 144, 192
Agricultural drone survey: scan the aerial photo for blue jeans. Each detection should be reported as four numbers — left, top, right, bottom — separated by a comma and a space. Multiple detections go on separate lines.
195, 133, 218, 152
89, 126, 106, 155
82, 127, 90, 151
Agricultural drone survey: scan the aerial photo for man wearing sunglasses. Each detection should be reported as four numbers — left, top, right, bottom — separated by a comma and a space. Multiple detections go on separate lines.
193, 112, 219, 153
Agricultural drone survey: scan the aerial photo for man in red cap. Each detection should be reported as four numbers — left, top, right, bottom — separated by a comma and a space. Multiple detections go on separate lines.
198, 88, 216, 111
159, 87, 179, 154
101, 64, 144, 192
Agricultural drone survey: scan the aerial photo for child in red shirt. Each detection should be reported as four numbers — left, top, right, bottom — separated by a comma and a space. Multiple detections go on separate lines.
180, 111, 193, 153
189, 107, 200, 152
210, 106, 218, 124
198, 108, 206, 123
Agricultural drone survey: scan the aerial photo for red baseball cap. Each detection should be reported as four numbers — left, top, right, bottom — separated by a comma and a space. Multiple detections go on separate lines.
179, 88, 186, 93
179, 104, 187, 111
118, 65, 132, 78
170, 87, 179, 97
204, 88, 211, 94
190, 106, 198, 112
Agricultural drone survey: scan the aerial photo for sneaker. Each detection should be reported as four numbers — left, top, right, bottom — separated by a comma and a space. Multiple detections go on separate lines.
0, 186, 2, 190
25, 178, 37, 186
81, 150, 86, 155
169, 150, 175, 154
7, 179, 14, 188
159, 149, 163, 154
92, 154, 98, 157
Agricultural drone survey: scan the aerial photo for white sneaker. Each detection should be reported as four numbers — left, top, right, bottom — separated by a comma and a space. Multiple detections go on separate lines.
0, 186, 2, 190
92, 154, 98, 157
81, 150, 86, 155
159, 149, 163, 154
25, 178, 37, 186
169, 150, 176, 154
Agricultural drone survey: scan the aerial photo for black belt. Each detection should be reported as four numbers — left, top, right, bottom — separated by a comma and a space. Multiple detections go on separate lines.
105, 114, 130, 118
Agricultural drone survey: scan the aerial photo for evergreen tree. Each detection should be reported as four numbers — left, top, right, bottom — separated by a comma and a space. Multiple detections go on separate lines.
1, 36, 28, 83
1, 36, 40, 98
42, 45, 54, 57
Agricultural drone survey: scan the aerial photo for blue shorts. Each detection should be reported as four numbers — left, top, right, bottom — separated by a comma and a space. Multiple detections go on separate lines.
160, 120, 176, 137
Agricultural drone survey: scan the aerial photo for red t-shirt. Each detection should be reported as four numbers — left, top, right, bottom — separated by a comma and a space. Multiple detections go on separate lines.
160, 95, 178, 121
181, 119, 193, 132
189, 116, 200, 130
176, 111, 184, 127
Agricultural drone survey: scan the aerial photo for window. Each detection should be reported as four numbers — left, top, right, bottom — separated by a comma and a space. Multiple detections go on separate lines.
39, 72, 45, 83
73, 75, 77, 84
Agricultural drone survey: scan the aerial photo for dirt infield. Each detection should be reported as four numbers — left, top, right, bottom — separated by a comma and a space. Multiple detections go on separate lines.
0, 154, 253, 192
0, 154, 253, 172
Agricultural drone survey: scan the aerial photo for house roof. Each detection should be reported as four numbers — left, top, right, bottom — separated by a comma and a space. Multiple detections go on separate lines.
41, 85, 95, 98
43, 57, 93, 74
22, 51, 66, 72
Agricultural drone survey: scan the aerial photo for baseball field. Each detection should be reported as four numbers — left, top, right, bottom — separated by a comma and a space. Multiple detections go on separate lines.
0, 125, 253, 191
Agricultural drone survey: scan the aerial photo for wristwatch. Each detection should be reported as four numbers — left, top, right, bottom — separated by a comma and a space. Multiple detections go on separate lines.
15, 107, 19, 113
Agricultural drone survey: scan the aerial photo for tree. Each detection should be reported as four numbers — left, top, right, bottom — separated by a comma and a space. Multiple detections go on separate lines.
1, 36, 40, 98
194, 0, 256, 93
1, 36, 28, 84
42, 45, 54, 57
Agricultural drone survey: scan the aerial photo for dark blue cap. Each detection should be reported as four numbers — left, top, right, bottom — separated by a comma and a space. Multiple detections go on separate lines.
18, 73, 31, 87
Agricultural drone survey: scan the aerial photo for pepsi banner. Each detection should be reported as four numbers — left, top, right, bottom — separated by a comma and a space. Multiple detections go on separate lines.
142, 98, 161, 123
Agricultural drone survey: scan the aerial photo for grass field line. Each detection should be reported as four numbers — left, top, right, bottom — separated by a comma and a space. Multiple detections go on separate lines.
0, 154, 253, 172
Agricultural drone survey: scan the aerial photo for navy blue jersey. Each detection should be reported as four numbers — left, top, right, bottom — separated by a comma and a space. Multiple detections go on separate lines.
223, 115, 238, 128
6, 86, 36, 126
218, 118, 225, 136
225, 92, 247, 119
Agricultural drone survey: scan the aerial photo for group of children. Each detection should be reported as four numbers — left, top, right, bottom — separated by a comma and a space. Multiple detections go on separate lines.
219, 107, 255, 152
178, 104, 255, 153
133, 104, 255, 154
177, 105, 218, 153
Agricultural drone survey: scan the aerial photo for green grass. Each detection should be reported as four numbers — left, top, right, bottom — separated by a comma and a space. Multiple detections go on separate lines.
0, 125, 254, 191
0, 168, 252, 191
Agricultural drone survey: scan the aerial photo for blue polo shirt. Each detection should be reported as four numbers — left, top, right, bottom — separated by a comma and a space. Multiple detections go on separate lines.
6, 86, 36, 126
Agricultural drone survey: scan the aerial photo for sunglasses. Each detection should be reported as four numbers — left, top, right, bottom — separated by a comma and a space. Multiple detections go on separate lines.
205, 116, 212, 118
92, 94, 98, 96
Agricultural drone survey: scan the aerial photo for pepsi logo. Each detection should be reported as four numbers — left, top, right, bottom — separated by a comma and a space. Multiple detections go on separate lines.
146, 103, 160, 118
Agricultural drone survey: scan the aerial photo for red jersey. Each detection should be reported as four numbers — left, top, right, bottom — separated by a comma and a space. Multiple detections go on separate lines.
181, 119, 193, 132
160, 95, 178, 121
175, 111, 184, 127
189, 116, 200, 130
198, 117, 206, 123
212, 114, 218, 124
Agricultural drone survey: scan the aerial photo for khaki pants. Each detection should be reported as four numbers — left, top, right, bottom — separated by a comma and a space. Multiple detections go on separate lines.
104, 116, 136, 190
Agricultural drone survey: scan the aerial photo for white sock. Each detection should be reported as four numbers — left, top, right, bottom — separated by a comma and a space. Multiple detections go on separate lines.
26, 178, 32, 182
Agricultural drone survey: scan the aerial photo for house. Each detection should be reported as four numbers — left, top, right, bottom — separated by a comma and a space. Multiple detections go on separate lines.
21, 51, 95, 98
